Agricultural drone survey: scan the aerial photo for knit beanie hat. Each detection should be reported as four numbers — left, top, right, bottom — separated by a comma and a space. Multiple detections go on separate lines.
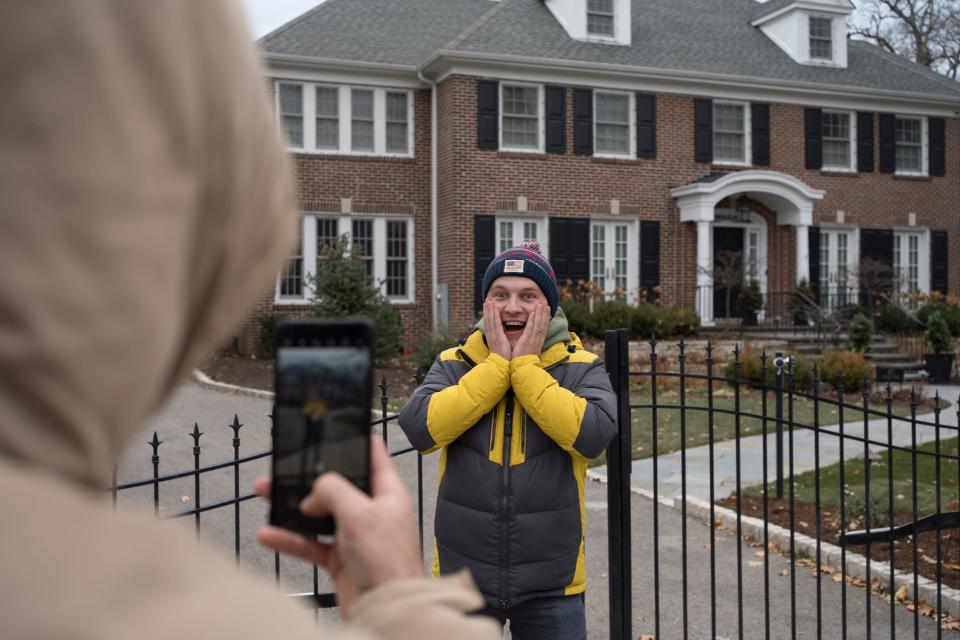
481, 241, 559, 316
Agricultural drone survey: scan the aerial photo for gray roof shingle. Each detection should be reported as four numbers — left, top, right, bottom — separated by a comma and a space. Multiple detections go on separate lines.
259, 0, 495, 67
751, 0, 797, 22
261, 0, 960, 99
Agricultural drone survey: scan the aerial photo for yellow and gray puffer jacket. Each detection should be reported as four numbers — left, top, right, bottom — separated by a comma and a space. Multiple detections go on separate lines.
398, 311, 617, 609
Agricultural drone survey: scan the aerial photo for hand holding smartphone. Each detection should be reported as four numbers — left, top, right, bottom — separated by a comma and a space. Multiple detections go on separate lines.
269, 318, 374, 537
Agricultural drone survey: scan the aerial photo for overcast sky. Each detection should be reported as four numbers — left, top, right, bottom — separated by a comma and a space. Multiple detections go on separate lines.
240, 0, 326, 38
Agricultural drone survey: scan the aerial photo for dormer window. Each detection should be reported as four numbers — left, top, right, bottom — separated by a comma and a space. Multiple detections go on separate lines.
587, 0, 614, 37
809, 16, 833, 60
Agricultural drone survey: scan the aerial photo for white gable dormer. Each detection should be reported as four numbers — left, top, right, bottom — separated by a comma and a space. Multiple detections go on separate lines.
545, 0, 631, 46
751, 0, 854, 68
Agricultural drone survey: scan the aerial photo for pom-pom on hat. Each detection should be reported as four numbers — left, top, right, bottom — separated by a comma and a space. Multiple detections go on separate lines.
481, 241, 559, 316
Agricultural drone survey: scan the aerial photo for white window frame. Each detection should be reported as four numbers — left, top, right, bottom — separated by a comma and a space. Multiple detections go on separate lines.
593, 90, 635, 158
808, 15, 833, 61
499, 82, 545, 153
494, 216, 549, 255
893, 228, 930, 295
274, 81, 414, 158
894, 114, 929, 177
712, 100, 752, 166
275, 214, 415, 305
819, 226, 859, 311
821, 109, 857, 172
590, 218, 638, 302
277, 82, 305, 150
586, 0, 616, 39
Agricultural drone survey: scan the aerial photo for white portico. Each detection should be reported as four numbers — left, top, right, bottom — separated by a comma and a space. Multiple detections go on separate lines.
670, 171, 825, 325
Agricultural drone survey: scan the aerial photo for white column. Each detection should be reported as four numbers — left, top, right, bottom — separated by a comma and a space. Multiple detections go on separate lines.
696, 220, 714, 326
795, 224, 810, 284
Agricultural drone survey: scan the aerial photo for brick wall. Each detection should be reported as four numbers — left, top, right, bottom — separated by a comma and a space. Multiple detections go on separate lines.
436, 74, 960, 330
239, 73, 960, 352
236, 87, 434, 355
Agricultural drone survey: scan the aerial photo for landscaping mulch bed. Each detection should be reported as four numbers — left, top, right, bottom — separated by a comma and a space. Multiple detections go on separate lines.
200, 353, 422, 404
717, 494, 960, 589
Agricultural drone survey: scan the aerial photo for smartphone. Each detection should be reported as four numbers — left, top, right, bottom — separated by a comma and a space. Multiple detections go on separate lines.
270, 318, 374, 537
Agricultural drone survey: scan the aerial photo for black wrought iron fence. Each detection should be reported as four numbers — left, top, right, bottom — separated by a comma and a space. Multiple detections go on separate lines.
604, 329, 959, 640
108, 374, 426, 609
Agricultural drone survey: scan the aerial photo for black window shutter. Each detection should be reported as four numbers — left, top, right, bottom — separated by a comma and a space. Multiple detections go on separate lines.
693, 98, 713, 163
808, 226, 820, 303
859, 228, 894, 304
931, 230, 948, 294
549, 217, 590, 287
929, 117, 945, 177
636, 93, 657, 159
804, 108, 822, 170
640, 220, 661, 302
474, 215, 496, 312
878, 113, 895, 173
751, 103, 770, 166
545, 85, 566, 154
573, 89, 593, 155
857, 112, 874, 172
476, 80, 499, 150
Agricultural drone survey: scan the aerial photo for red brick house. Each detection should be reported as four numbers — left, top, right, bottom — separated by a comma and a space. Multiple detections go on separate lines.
242, 0, 960, 349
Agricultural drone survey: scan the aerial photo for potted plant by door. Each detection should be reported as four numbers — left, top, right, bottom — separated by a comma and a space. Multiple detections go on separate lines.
923, 311, 956, 384
737, 279, 763, 327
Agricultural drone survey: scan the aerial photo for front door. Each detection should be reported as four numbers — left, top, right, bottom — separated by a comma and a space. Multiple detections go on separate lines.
713, 226, 744, 318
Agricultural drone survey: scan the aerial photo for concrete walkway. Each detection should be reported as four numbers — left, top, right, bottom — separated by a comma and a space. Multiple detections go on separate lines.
591, 383, 960, 502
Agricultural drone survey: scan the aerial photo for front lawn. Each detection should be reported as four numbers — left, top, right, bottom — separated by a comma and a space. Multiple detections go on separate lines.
593, 384, 937, 466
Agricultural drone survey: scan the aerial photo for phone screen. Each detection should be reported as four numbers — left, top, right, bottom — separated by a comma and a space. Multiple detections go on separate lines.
272, 340, 371, 535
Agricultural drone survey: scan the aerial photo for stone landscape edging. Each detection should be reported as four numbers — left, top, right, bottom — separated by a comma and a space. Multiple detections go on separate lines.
586, 470, 959, 620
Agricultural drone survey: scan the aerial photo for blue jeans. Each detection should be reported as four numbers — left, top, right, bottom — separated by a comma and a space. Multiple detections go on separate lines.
478, 595, 587, 640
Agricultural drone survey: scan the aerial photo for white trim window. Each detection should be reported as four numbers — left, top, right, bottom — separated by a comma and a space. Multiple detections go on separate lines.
315, 86, 339, 150
895, 115, 928, 175
591, 219, 637, 300
809, 16, 833, 61
594, 91, 633, 157
713, 101, 751, 165
274, 81, 414, 157
822, 110, 857, 171
495, 216, 548, 254
278, 218, 305, 299
500, 83, 543, 152
276, 215, 415, 304
587, 0, 615, 37
386, 91, 410, 154
278, 83, 304, 149
819, 227, 858, 310
893, 230, 930, 295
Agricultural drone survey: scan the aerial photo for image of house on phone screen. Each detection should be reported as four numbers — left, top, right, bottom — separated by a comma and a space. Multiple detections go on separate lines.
236, 0, 959, 350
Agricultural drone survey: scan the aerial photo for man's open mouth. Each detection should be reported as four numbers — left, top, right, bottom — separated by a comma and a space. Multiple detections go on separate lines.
503, 320, 526, 334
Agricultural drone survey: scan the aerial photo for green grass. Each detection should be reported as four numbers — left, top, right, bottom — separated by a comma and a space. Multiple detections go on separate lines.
592, 385, 924, 467
746, 437, 959, 519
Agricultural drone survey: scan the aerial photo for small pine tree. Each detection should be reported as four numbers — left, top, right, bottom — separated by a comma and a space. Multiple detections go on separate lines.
307, 236, 402, 363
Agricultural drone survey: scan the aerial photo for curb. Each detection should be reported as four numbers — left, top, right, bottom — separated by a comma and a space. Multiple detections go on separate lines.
191, 370, 387, 421
192, 369, 275, 400
585, 470, 959, 619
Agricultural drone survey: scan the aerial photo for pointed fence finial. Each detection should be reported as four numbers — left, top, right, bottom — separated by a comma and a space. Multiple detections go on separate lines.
190, 423, 203, 446
229, 414, 243, 436
149, 430, 162, 453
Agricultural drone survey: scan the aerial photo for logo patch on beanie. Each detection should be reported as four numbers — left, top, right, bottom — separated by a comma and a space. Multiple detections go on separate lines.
503, 259, 524, 274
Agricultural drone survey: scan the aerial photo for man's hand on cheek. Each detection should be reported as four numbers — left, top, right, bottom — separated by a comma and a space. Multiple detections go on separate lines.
512, 303, 550, 358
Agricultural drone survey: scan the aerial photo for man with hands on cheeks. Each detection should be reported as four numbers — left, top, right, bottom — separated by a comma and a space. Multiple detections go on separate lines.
399, 242, 618, 640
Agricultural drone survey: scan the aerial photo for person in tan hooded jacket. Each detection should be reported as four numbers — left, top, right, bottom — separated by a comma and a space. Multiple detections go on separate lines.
0, 2, 499, 639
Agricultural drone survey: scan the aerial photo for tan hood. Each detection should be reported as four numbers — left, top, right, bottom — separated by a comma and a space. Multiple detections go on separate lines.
0, 0, 296, 489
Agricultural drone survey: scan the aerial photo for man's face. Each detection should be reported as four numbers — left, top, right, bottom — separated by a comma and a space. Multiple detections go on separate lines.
486, 276, 548, 348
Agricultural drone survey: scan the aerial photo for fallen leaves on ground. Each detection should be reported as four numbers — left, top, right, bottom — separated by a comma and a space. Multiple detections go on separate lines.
748, 561, 763, 568
895, 585, 909, 602
779, 569, 790, 577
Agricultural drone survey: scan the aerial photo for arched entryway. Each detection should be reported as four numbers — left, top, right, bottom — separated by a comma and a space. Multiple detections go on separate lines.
670, 171, 825, 325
